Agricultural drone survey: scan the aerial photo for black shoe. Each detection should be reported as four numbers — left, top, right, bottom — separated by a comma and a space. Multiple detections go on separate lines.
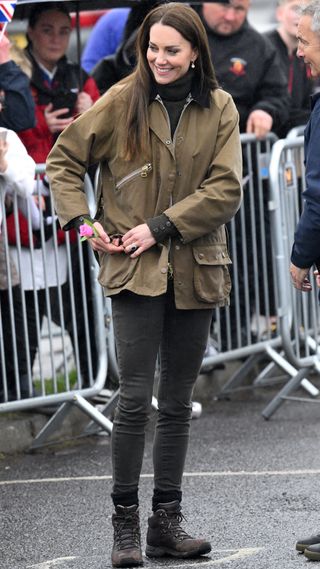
296, 532, 320, 552
111, 504, 143, 567
146, 500, 211, 559
304, 543, 320, 560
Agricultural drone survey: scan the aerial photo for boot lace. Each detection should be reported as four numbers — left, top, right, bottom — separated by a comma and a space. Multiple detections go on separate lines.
114, 512, 141, 551
159, 511, 192, 542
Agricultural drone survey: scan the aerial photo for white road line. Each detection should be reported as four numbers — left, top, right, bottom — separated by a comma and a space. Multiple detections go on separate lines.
1, 469, 320, 486
25, 549, 264, 568
164, 548, 264, 566
26, 558, 77, 568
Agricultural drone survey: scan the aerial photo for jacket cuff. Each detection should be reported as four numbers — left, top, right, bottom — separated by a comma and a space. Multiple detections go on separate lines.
64, 215, 95, 232
147, 214, 180, 243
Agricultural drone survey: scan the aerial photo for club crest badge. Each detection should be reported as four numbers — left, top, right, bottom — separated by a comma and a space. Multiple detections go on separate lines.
229, 58, 247, 76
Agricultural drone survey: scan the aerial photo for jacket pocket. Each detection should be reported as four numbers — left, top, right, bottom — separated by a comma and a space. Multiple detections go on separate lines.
98, 253, 138, 289
192, 244, 232, 303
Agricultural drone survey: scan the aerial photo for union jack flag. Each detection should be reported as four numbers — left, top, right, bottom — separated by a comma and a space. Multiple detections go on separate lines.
0, 1, 16, 23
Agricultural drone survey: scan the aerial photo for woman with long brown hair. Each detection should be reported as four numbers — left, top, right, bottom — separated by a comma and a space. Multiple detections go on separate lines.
47, 3, 242, 566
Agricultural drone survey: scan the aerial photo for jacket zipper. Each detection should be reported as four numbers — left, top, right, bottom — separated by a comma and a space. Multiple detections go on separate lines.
115, 163, 152, 190
155, 94, 193, 278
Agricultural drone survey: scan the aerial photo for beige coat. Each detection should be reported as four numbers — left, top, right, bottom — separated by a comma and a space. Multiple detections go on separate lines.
47, 82, 242, 309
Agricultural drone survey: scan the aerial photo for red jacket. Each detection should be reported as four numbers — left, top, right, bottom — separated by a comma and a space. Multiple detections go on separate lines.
19, 51, 100, 164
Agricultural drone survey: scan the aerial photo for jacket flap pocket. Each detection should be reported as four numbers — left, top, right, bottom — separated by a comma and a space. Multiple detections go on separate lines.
193, 244, 231, 266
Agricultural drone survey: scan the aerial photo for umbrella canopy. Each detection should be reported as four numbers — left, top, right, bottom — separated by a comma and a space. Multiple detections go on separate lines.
14, 0, 230, 20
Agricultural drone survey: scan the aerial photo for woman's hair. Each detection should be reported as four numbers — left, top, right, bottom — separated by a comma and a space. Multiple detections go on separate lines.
298, 1, 320, 35
122, 2, 218, 160
28, 2, 70, 32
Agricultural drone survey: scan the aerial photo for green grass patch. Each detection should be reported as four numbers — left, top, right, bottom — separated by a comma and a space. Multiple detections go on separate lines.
33, 369, 78, 395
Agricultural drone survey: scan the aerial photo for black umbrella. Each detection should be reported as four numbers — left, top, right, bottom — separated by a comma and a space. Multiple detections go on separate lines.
14, 0, 231, 19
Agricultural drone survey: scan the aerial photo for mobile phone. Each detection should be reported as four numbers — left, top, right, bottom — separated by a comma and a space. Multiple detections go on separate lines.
52, 91, 77, 118
0, 130, 7, 141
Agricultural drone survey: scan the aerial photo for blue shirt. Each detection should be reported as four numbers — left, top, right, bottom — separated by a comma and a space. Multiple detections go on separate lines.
81, 8, 130, 73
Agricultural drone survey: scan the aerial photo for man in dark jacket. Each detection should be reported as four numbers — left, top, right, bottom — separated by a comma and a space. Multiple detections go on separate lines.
265, 0, 314, 137
198, 0, 289, 137
290, 2, 320, 296
0, 35, 35, 132
291, 2, 320, 562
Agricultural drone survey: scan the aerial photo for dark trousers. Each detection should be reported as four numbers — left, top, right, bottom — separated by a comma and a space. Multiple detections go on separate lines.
111, 283, 212, 499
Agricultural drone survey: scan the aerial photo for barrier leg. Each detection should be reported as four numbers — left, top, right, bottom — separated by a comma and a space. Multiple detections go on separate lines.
30, 401, 74, 450
216, 354, 265, 397
83, 388, 119, 435
264, 346, 319, 397
262, 367, 311, 420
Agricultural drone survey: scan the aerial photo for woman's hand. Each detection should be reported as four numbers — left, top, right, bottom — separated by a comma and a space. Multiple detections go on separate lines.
122, 223, 156, 258
75, 92, 93, 115
44, 103, 73, 133
88, 221, 124, 255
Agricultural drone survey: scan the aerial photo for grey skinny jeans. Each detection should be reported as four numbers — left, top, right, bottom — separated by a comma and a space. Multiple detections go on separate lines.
111, 283, 212, 498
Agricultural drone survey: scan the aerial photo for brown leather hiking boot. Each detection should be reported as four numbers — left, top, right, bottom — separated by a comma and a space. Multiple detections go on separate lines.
145, 500, 212, 559
111, 504, 143, 567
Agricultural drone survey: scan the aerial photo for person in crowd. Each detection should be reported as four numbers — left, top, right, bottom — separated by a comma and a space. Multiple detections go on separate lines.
19, 1, 100, 163
91, 0, 164, 95
15, 2, 100, 385
81, 8, 130, 73
0, 34, 35, 132
197, 0, 289, 137
0, 105, 36, 402
265, 0, 314, 137
290, 4, 320, 559
46, 3, 242, 566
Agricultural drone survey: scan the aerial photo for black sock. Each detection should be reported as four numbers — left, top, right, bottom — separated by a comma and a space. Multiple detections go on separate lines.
111, 491, 139, 508
152, 489, 182, 512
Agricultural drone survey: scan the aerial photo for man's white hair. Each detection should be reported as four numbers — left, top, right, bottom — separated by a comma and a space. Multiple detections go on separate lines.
299, 1, 320, 35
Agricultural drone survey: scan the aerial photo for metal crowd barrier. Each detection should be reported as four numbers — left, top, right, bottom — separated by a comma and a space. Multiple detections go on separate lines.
84, 132, 318, 437
197, 133, 319, 415
0, 165, 112, 448
1, 133, 316, 448
262, 136, 320, 418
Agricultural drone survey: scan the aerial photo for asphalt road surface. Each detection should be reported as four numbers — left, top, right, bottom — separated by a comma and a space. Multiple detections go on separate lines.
1, 387, 320, 569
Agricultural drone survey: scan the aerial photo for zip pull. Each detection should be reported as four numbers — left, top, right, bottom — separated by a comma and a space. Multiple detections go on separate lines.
141, 163, 152, 178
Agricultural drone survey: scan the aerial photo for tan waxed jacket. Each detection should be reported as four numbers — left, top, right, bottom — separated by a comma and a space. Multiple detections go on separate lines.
47, 82, 243, 309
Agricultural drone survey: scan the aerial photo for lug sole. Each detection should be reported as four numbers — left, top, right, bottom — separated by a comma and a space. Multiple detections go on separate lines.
296, 543, 307, 552
145, 542, 211, 559
304, 549, 320, 561
112, 558, 143, 568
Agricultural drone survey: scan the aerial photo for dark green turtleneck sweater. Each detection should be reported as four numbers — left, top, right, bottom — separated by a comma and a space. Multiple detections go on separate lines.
155, 71, 193, 138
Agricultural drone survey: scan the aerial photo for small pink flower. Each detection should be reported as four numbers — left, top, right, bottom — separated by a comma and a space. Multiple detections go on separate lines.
79, 223, 94, 238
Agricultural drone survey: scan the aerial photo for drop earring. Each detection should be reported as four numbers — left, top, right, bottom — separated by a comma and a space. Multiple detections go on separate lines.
191, 61, 195, 69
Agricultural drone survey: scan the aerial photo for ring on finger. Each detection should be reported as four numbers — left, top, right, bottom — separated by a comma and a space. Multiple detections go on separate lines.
129, 244, 138, 253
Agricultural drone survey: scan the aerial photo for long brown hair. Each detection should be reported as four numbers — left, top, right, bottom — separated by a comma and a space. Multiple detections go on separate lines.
122, 2, 218, 160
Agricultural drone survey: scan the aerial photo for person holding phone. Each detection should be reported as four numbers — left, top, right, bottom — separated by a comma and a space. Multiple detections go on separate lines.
47, 3, 242, 566
18, 2, 100, 164
12, 2, 100, 388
